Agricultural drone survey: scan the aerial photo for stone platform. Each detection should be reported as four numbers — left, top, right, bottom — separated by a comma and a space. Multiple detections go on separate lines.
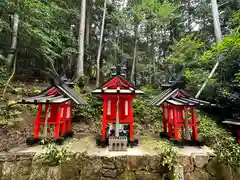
1, 136, 238, 180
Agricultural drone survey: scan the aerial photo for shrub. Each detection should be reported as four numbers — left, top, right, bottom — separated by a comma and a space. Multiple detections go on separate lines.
40, 142, 71, 166
198, 113, 240, 169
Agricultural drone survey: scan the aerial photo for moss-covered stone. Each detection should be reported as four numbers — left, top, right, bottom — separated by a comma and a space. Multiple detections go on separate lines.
135, 171, 161, 180
60, 156, 79, 180
12, 160, 32, 180
29, 165, 48, 180
116, 171, 137, 180
47, 166, 61, 180
179, 156, 194, 173
185, 168, 213, 180
1, 162, 16, 180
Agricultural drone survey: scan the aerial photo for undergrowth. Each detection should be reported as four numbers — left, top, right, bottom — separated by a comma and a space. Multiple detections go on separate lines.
198, 113, 240, 169
40, 142, 71, 166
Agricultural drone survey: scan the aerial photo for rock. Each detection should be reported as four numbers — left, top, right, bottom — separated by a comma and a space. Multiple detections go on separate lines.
216, 163, 233, 180
29, 165, 48, 180
79, 156, 103, 180
60, 157, 79, 180
114, 156, 127, 173
184, 168, 213, 180
47, 166, 61, 180
233, 167, 240, 180
12, 160, 32, 180
117, 171, 137, 180
179, 156, 194, 173
172, 165, 184, 180
1, 162, 15, 180
206, 157, 218, 177
102, 157, 115, 169
0, 162, 3, 178
0, 153, 16, 162
193, 155, 209, 168
102, 169, 117, 178
127, 156, 139, 171
135, 171, 161, 180
148, 155, 168, 173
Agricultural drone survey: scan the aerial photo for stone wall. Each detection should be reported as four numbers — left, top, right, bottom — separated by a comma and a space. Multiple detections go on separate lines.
179, 154, 240, 180
0, 152, 240, 180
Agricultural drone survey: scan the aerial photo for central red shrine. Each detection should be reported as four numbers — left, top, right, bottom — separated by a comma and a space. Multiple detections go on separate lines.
150, 80, 215, 145
92, 66, 144, 149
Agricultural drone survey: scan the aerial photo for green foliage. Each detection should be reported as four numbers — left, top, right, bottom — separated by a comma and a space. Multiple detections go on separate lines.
0, 65, 9, 86
168, 35, 205, 66
232, 12, 240, 27
133, 97, 162, 124
198, 113, 240, 169
0, 99, 23, 126
73, 94, 102, 120
40, 142, 71, 166
135, 0, 177, 22
154, 140, 178, 171
140, 85, 158, 95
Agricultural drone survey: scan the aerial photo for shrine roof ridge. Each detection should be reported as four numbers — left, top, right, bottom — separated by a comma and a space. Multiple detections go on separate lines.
92, 75, 144, 95
19, 84, 86, 105
149, 88, 216, 107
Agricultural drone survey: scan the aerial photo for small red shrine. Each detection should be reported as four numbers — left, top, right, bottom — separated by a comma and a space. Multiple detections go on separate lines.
92, 65, 144, 148
19, 75, 86, 145
150, 81, 214, 144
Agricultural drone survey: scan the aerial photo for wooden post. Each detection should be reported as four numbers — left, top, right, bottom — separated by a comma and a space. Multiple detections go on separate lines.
102, 99, 107, 141
168, 104, 173, 137
55, 106, 62, 139
173, 106, 179, 140
184, 107, 190, 140
191, 108, 198, 140
34, 104, 42, 138
129, 100, 134, 141
66, 101, 72, 132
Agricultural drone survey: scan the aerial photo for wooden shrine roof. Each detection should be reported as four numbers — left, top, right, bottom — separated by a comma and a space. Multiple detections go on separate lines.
92, 75, 144, 94
149, 88, 214, 107
222, 119, 240, 126
20, 84, 86, 105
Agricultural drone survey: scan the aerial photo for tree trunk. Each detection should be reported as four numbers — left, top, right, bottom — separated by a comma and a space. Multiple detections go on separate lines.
96, 0, 107, 87
76, 0, 86, 78
186, 0, 191, 33
195, 0, 222, 98
86, 0, 91, 47
6, 0, 19, 67
130, 23, 140, 84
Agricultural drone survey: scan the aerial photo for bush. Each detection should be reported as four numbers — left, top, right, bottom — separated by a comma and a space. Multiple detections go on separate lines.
133, 97, 162, 124
73, 94, 102, 121
40, 142, 71, 166
198, 113, 240, 169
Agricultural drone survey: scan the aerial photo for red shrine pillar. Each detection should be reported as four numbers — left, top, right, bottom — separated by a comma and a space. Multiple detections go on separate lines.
34, 104, 43, 138
129, 100, 134, 141
167, 104, 173, 137
101, 99, 107, 141
190, 107, 198, 140
173, 106, 180, 140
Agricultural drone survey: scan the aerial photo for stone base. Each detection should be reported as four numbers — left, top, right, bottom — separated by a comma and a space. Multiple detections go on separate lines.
160, 132, 204, 146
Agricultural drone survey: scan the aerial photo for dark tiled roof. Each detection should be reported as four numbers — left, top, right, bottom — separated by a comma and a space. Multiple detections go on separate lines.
20, 77, 86, 105
149, 88, 214, 107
